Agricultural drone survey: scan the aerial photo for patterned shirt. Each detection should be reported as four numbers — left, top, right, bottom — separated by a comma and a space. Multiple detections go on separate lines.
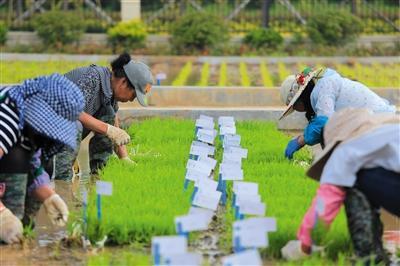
64, 65, 118, 117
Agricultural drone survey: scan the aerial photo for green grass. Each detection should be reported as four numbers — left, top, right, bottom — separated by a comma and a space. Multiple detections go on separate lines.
87, 251, 151, 266
85, 118, 194, 245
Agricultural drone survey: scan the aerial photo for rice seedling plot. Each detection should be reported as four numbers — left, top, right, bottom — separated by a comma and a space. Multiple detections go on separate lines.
84, 118, 194, 245
1, 61, 398, 87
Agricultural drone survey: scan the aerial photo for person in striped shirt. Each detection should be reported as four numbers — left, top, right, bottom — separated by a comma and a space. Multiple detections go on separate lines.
0, 74, 84, 244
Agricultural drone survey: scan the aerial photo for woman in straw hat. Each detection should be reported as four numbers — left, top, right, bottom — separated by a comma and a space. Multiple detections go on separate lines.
281, 108, 399, 264
279, 67, 395, 159
53, 52, 154, 181
0, 74, 85, 244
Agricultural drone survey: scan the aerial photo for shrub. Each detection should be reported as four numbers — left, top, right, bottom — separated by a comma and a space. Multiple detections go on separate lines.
171, 12, 228, 54
107, 20, 147, 52
0, 22, 7, 45
34, 11, 85, 47
243, 27, 283, 50
306, 10, 362, 46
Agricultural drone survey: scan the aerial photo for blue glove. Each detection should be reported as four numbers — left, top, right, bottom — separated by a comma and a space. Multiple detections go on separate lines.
285, 137, 303, 159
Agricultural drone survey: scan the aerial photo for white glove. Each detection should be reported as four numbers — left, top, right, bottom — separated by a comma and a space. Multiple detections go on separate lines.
281, 240, 323, 261
43, 194, 69, 226
121, 156, 136, 165
0, 208, 23, 244
106, 125, 130, 146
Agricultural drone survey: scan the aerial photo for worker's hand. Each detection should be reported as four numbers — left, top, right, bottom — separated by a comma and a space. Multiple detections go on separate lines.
281, 240, 323, 261
43, 194, 69, 226
281, 240, 309, 260
285, 137, 304, 159
0, 208, 23, 244
106, 125, 130, 146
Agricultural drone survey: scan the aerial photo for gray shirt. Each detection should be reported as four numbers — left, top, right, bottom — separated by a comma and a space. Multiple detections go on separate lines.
64, 65, 118, 117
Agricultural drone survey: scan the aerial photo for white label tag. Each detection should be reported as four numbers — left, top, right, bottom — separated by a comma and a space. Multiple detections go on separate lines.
233, 217, 277, 232
220, 126, 236, 136
164, 252, 203, 266
235, 194, 261, 205
238, 201, 266, 216
199, 114, 213, 122
185, 169, 207, 182
195, 118, 214, 129
219, 162, 242, 174
222, 249, 262, 266
195, 178, 218, 191
192, 189, 221, 211
186, 159, 212, 176
218, 116, 235, 126
96, 181, 112, 196
233, 228, 269, 248
192, 141, 215, 156
190, 145, 210, 157
175, 213, 210, 232
155, 73, 167, 80
223, 134, 241, 147
197, 129, 215, 144
151, 235, 187, 256
188, 206, 215, 221
221, 168, 244, 181
198, 156, 217, 170
225, 146, 248, 159
233, 181, 259, 195
223, 152, 242, 163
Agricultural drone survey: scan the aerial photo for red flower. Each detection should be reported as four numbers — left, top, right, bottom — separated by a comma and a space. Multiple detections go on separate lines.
297, 74, 305, 85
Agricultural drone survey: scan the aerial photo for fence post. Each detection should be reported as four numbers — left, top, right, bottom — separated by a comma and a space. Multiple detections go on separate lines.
261, 0, 273, 28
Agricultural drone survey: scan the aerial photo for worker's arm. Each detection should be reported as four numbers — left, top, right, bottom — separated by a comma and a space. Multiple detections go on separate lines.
0, 148, 3, 159
79, 112, 108, 135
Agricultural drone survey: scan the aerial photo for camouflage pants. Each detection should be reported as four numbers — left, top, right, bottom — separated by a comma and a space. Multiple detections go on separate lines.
54, 105, 116, 181
345, 188, 390, 265
0, 173, 42, 226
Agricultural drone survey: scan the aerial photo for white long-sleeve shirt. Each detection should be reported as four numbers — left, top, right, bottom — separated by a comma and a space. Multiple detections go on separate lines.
320, 124, 400, 187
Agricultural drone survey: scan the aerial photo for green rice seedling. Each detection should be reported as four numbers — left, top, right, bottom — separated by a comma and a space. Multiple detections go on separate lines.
87, 251, 150, 266
84, 118, 194, 245
228, 121, 351, 260
277, 63, 291, 84
172, 61, 192, 86
218, 62, 227, 86
197, 63, 210, 86
239, 62, 251, 87
260, 62, 274, 87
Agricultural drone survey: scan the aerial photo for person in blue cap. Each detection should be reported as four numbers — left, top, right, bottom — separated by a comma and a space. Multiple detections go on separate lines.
0, 74, 85, 244
279, 67, 396, 160
55, 52, 154, 181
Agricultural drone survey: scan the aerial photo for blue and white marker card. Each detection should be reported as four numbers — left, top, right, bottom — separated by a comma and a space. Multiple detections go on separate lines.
96, 181, 112, 196
233, 181, 259, 195
192, 141, 215, 156
223, 134, 241, 147
186, 159, 212, 176
151, 235, 187, 256
222, 152, 242, 164
195, 118, 214, 129
192, 189, 222, 211
195, 178, 218, 191
190, 144, 210, 157
199, 114, 214, 122
219, 162, 242, 174
237, 200, 266, 216
235, 194, 261, 205
185, 168, 208, 182
198, 156, 217, 170
222, 249, 262, 266
163, 252, 203, 266
197, 129, 216, 145
225, 146, 248, 159
155, 72, 167, 81
221, 168, 244, 181
175, 213, 210, 232
220, 125, 236, 136
234, 217, 277, 232
188, 206, 215, 221
233, 228, 269, 248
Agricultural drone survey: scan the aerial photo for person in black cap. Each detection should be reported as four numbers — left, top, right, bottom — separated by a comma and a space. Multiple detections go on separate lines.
0, 74, 85, 244
54, 53, 154, 181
